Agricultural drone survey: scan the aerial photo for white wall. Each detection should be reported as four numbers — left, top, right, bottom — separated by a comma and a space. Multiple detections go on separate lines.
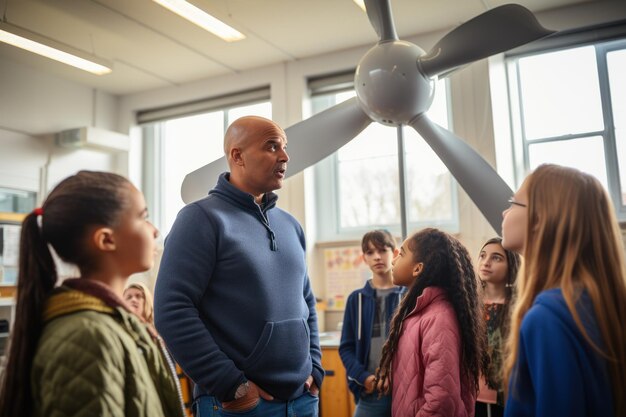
0, 58, 130, 199
0, 130, 48, 193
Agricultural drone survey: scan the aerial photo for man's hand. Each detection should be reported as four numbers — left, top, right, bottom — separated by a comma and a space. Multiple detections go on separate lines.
304, 375, 319, 396
364, 374, 376, 394
222, 381, 273, 412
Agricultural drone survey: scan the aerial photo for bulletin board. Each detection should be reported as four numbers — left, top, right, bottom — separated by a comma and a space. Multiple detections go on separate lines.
0, 212, 25, 286
323, 245, 371, 310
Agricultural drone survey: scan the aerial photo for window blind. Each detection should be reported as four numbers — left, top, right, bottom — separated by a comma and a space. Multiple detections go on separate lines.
136, 86, 270, 124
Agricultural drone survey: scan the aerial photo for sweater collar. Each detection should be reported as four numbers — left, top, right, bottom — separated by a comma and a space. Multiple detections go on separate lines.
210, 172, 278, 213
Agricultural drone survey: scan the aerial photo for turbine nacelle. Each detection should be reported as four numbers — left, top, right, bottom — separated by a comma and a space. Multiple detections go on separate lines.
355, 41, 433, 127
182, 1, 555, 234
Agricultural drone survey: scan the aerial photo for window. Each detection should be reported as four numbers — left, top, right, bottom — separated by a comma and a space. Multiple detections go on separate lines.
311, 75, 457, 241
141, 93, 271, 236
0, 187, 36, 213
506, 35, 626, 217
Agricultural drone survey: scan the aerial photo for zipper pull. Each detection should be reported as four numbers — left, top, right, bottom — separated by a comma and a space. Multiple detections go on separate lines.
269, 230, 277, 251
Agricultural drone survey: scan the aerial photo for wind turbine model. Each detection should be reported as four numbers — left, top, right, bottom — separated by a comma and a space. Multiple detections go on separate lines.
181, 0, 554, 233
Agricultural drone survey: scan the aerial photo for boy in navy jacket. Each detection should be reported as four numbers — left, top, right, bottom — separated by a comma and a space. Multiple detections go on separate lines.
339, 230, 404, 417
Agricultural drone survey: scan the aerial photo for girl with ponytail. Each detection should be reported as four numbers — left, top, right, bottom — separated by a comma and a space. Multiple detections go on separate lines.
0, 171, 184, 417
375, 228, 485, 417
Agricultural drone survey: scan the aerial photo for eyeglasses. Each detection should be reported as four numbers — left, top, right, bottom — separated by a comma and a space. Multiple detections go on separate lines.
508, 198, 527, 208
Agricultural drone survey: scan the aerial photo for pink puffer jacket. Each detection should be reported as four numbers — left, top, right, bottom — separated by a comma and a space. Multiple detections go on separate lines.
391, 286, 475, 417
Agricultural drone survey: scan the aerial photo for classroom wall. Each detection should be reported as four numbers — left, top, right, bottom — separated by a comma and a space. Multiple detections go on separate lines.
0, 58, 127, 197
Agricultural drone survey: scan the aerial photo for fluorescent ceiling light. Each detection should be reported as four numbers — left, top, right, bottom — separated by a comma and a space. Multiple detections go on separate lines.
0, 22, 112, 75
353, 0, 367, 12
153, 0, 245, 42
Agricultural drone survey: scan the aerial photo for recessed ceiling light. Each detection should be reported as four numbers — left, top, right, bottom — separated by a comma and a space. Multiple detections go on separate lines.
153, 0, 245, 42
0, 22, 112, 75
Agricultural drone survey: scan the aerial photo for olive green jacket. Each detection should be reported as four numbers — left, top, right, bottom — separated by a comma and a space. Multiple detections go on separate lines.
31, 280, 185, 417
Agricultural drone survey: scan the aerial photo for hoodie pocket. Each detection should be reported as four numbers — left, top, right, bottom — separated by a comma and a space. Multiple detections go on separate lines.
240, 318, 310, 374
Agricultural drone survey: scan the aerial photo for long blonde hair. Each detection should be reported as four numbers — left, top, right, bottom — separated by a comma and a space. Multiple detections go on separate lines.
124, 282, 155, 325
504, 164, 626, 416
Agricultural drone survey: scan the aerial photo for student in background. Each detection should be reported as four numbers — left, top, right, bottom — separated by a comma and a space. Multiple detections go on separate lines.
376, 227, 484, 417
339, 229, 404, 417
502, 164, 626, 417
0, 171, 184, 417
124, 282, 155, 328
475, 237, 520, 417
124, 282, 195, 417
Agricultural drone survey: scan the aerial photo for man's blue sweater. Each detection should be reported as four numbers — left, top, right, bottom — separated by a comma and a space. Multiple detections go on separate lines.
505, 288, 613, 417
154, 173, 323, 402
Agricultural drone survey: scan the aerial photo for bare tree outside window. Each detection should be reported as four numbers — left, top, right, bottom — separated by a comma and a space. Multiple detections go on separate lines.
312, 79, 457, 239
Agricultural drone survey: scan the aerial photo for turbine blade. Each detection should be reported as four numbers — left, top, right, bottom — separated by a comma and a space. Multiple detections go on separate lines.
181, 97, 372, 203
181, 157, 228, 204
418, 4, 554, 78
284, 96, 372, 177
410, 115, 512, 234
364, 0, 398, 42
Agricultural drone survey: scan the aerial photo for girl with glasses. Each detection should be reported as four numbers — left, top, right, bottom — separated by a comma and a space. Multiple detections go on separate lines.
502, 164, 626, 417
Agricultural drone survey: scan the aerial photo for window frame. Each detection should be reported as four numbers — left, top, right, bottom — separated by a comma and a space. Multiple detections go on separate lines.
310, 75, 459, 242
505, 32, 626, 219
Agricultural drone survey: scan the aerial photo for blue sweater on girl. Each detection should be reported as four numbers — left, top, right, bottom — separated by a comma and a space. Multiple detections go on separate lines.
154, 173, 323, 402
505, 288, 613, 417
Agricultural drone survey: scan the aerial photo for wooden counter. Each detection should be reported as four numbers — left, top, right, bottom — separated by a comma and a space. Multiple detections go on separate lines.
320, 332, 355, 417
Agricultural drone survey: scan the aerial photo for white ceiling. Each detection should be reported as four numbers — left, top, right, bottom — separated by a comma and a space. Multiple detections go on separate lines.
0, 0, 607, 95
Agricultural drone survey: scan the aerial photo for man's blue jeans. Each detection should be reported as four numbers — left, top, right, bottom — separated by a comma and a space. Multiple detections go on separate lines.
193, 392, 319, 417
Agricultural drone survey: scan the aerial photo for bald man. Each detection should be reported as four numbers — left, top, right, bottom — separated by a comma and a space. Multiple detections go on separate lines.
155, 116, 324, 417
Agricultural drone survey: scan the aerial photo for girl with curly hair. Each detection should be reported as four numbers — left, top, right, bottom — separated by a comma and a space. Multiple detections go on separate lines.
376, 227, 485, 417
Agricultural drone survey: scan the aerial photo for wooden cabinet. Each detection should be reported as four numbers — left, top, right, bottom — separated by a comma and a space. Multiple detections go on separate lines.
0, 286, 16, 376
320, 346, 355, 417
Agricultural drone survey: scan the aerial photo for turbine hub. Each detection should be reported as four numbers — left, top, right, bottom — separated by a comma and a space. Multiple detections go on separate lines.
355, 40, 434, 126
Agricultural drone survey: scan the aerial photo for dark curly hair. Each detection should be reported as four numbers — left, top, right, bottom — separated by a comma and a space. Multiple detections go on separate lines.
376, 228, 486, 395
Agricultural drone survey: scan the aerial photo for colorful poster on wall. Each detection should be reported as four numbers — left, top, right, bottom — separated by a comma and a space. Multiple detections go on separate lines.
323, 246, 371, 310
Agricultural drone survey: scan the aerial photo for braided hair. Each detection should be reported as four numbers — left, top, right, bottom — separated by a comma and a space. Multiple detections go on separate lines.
376, 228, 485, 395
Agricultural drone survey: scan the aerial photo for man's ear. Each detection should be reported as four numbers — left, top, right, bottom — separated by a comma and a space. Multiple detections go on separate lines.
412, 262, 423, 278
230, 147, 244, 166
393, 248, 400, 257
92, 227, 116, 252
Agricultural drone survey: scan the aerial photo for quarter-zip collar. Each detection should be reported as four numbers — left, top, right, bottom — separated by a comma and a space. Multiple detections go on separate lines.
209, 172, 279, 251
